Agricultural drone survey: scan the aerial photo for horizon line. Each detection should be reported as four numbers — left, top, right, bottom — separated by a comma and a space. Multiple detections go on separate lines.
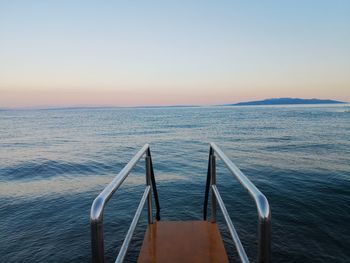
1, 97, 348, 111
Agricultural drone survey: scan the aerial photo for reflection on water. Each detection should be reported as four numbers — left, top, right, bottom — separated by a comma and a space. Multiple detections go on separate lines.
0, 105, 349, 262
0, 173, 187, 198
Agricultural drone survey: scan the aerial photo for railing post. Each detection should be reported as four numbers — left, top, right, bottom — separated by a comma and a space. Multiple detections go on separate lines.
145, 155, 153, 224
147, 148, 161, 221
203, 147, 213, 220
91, 219, 104, 263
258, 199, 271, 263
210, 154, 216, 223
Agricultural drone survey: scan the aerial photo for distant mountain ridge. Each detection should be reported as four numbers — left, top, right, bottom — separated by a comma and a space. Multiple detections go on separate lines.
1, 98, 347, 110
226, 98, 346, 106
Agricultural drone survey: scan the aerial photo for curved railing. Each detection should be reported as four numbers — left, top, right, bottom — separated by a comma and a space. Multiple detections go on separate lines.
90, 144, 160, 263
203, 142, 271, 263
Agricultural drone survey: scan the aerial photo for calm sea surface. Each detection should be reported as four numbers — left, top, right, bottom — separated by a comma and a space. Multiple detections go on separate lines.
0, 105, 349, 262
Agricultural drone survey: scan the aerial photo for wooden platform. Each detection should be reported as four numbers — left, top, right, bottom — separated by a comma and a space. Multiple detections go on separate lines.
138, 221, 228, 263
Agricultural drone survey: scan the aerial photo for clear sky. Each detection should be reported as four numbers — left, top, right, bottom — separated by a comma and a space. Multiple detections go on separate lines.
0, 0, 349, 108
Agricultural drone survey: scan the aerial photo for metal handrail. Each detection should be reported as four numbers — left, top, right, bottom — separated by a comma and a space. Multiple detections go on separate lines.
115, 186, 150, 263
203, 142, 271, 263
212, 185, 249, 263
90, 144, 160, 263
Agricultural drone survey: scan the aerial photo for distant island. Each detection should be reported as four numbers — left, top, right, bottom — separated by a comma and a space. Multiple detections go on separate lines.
225, 98, 346, 106
1, 98, 347, 110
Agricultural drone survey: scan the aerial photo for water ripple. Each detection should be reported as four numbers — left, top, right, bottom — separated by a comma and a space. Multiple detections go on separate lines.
0, 105, 349, 262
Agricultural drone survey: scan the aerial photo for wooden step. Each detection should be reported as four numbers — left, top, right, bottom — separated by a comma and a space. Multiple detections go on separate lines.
138, 221, 228, 263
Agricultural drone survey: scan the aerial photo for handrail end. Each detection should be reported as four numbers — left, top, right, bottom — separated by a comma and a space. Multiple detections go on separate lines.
209, 142, 216, 148
256, 193, 271, 223
90, 196, 105, 224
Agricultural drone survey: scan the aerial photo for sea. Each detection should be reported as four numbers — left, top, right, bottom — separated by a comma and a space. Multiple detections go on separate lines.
0, 105, 349, 262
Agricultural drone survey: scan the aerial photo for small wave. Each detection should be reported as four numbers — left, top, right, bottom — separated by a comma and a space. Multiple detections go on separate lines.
263, 142, 336, 152
0, 159, 115, 181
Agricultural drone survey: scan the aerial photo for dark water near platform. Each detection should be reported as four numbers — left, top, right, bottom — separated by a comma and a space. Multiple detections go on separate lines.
0, 105, 349, 262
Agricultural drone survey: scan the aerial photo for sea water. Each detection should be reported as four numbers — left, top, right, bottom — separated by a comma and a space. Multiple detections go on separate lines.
0, 105, 349, 262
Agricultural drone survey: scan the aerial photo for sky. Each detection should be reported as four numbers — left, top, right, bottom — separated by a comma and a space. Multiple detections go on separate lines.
0, 0, 349, 108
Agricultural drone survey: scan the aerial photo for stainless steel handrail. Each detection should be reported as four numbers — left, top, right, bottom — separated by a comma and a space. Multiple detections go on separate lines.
212, 185, 249, 263
90, 144, 160, 263
204, 142, 271, 263
115, 186, 150, 263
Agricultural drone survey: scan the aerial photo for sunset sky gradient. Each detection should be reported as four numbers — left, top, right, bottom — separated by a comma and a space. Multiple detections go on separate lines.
0, 1, 349, 108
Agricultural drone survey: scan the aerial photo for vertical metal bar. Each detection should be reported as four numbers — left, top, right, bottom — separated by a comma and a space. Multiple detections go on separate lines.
210, 154, 216, 223
91, 220, 104, 263
147, 148, 161, 221
203, 147, 213, 220
145, 156, 153, 224
258, 204, 271, 263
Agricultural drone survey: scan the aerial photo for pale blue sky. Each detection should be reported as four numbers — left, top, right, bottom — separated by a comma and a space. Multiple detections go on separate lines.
0, 1, 349, 107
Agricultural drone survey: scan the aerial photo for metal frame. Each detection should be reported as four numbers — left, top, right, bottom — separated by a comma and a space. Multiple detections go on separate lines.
203, 142, 271, 263
90, 144, 160, 263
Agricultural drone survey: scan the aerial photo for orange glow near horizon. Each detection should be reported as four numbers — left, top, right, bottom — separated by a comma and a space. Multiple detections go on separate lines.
1, 84, 349, 108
